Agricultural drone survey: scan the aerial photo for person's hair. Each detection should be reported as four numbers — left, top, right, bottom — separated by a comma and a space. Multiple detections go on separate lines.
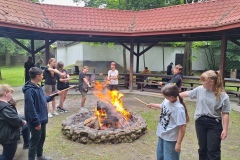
27, 56, 33, 62
200, 70, 224, 99
48, 58, 55, 65
161, 83, 189, 122
145, 67, 148, 70
82, 66, 89, 71
175, 64, 182, 72
0, 84, 14, 97
170, 62, 173, 65
57, 61, 64, 70
29, 67, 43, 79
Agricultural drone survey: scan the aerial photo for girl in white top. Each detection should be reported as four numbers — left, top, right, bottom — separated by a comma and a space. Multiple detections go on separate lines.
180, 70, 230, 160
148, 83, 189, 160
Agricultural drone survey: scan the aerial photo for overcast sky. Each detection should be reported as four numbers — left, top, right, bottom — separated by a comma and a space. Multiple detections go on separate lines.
42, 0, 85, 7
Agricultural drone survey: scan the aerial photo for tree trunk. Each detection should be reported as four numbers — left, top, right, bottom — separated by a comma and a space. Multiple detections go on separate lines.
183, 42, 192, 75
0, 69, 2, 80
5, 52, 11, 66
123, 47, 127, 73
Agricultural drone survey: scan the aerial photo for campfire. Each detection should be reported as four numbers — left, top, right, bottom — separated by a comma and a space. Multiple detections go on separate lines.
84, 82, 134, 130
62, 81, 147, 144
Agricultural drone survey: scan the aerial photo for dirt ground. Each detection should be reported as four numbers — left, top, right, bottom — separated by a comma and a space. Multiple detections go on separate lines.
1, 93, 239, 160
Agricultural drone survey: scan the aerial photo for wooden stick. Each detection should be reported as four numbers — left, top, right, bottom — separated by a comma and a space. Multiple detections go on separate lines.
134, 97, 148, 105
134, 97, 157, 110
49, 86, 75, 96
148, 93, 163, 96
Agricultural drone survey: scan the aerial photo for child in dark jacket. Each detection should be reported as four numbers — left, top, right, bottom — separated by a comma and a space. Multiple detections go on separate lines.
22, 67, 61, 160
0, 84, 26, 160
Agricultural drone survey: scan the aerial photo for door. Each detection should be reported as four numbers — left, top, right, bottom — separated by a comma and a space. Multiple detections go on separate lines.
175, 54, 184, 66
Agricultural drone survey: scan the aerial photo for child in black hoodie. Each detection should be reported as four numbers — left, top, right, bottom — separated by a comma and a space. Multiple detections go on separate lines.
22, 67, 61, 160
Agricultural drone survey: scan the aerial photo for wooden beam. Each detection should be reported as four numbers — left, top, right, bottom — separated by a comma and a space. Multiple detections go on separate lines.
31, 39, 35, 64
34, 40, 56, 54
219, 32, 227, 86
119, 42, 137, 56
138, 41, 159, 56
229, 38, 240, 46
136, 43, 140, 73
129, 39, 134, 92
3, 33, 31, 53
45, 37, 50, 65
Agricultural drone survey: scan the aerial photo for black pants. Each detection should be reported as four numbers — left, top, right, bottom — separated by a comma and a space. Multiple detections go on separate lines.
28, 123, 46, 160
195, 116, 222, 160
0, 142, 18, 160
22, 124, 30, 147
109, 85, 118, 91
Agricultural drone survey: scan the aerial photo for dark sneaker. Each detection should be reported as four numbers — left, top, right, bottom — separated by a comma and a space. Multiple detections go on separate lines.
61, 108, 68, 113
57, 106, 61, 112
23, 144, 29, 150
36, 154, 52, 160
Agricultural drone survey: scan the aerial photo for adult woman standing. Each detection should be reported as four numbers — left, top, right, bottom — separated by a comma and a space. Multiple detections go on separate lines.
43, 58, 65, 118
0, 84, 26, 160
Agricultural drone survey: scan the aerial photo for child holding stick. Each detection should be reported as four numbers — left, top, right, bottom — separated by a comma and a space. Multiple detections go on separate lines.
147, 83, 189, 160
23, 67, 62, 160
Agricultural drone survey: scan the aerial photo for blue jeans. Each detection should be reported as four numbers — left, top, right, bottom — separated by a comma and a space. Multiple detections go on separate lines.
156, 137, 180, 160
0, 142, 18, 160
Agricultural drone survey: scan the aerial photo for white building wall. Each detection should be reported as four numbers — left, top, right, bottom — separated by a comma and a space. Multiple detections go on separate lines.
56, 43, 209, 72
82, 44, 124, 66
56, 44, 83, 66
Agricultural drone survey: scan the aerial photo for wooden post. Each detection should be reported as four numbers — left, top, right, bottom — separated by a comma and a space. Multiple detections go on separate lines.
129, 39, 134, 92
220, 32, 227, 86
45, 37, 50, 65
136, 43, 140, 73
31, 39, 35, 64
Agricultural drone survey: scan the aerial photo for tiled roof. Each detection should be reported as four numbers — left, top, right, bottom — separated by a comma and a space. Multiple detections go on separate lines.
0, 0, 240, 36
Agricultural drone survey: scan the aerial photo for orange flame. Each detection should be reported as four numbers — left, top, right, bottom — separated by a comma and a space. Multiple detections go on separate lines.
93, 81, 131, 128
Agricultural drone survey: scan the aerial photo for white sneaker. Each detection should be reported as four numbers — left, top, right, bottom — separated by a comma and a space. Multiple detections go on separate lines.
52, 111, 59, 116
48, 113, 53, 118
80, 107, 88, 112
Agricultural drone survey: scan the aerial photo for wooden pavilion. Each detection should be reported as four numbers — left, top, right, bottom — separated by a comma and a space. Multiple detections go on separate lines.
0, 0, 240, 91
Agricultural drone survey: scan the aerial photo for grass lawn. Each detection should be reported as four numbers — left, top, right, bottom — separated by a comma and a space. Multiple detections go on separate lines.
0, 66, 25, 86
13, 94, 240, 160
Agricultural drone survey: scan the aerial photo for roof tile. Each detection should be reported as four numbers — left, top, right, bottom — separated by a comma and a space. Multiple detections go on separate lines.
0, 0, 240, 35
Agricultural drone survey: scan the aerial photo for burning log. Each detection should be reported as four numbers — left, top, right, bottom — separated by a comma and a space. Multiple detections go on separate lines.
84, 116, 100, 130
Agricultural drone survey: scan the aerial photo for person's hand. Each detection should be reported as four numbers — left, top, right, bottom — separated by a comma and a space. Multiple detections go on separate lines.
99, 73, 103, 76
147, 103, 156, 109
221, 129, 228, 140
158, 82, 163, 86
175, 143, 181, 152
22, 120, 27, 126
35, 125, 41, 130
61, 72, 66, 77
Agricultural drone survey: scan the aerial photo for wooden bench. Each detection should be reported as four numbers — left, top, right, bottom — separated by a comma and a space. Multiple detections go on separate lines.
136, 82, 161, 91
181, 86, 195, 92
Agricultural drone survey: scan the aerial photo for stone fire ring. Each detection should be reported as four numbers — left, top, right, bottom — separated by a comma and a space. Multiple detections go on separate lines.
61, 110, 147, 144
